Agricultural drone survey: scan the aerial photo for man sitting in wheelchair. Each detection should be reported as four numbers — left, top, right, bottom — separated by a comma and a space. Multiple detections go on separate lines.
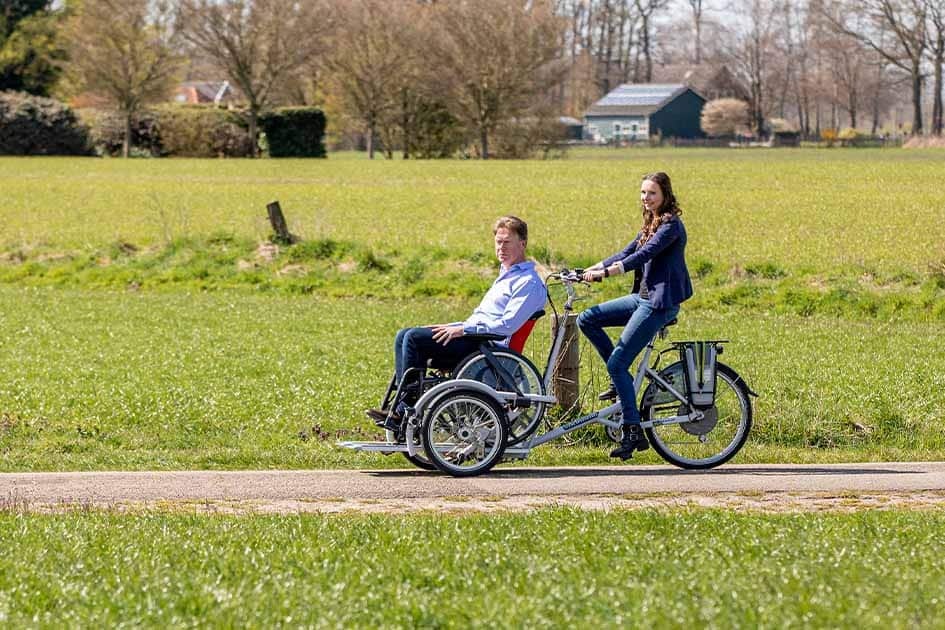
366, 215, 547, 432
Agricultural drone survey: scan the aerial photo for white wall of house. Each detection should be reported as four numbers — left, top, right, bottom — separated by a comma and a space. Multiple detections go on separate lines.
583, 116, 649, 142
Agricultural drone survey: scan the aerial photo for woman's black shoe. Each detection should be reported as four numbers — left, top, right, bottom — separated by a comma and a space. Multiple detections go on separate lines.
598, 384, 618, 401
609, 424, 649, 460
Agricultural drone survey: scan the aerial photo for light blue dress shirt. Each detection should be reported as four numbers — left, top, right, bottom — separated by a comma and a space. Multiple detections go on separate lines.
459, 261, 547, 343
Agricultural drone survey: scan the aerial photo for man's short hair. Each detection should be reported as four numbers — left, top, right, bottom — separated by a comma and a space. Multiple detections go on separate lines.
493, 216, 528, 242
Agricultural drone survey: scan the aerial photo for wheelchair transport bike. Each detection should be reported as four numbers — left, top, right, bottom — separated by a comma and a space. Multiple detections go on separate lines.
339, 269, 757, 477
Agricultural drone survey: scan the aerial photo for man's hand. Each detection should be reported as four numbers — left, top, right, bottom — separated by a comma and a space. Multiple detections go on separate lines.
430, 324, 465, 345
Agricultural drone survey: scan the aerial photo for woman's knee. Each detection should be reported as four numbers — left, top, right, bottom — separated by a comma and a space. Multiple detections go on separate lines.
606, 350, 632, 375
576, 309, 596, 331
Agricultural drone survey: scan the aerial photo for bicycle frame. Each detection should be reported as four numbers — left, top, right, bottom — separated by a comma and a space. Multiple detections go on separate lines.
514, 273, 704, 454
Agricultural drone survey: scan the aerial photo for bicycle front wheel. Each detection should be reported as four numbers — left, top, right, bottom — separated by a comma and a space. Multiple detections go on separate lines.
642, 362, 752, 469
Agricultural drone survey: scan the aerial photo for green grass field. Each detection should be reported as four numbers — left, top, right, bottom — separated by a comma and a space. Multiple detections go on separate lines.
1, 148, 944, 470
2, 507, 944, 627
2, 149, 944, 629
3, 149, 945, 271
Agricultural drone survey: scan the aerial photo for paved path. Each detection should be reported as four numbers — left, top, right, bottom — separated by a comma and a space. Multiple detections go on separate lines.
3, 462, 945, 504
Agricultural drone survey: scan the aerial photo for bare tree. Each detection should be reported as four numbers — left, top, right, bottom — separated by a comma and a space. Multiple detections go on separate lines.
62, 0, 180, 157
687, 0, 705, 64
633, 0, 669, 81
430, 0, 566, 159
324, 0, 417, 159
823, 0, 927, 135
928, 1, 944, 135
178, 0, 331, 156
725, 0, 782, 134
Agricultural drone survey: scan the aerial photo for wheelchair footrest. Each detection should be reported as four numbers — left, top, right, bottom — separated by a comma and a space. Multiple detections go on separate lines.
337, 441, 411, 454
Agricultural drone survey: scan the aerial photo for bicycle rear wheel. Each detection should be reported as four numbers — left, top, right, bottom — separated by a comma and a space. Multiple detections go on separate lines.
642, 362, 752, 469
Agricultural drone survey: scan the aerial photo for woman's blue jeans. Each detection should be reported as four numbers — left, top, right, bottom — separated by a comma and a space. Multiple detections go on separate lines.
577, 294, 679, 425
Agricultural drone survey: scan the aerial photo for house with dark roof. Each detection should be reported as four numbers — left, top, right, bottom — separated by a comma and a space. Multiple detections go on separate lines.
583, 84, 707, 143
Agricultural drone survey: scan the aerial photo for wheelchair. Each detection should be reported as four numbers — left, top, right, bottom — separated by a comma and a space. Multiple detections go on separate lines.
372, 310, 549, 470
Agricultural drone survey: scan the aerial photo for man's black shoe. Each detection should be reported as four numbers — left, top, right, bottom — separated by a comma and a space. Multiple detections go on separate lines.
598, 384, 618, 401
366, 408, 401, 426
609, 424, 649, 460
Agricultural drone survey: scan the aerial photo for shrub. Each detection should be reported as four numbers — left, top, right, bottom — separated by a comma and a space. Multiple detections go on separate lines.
80, 105, 253, 158
258, 107, 326, 158
409, 101, 465, 159
80, 108, 162, 157
490, 114, 568, 159
700, 98, 749, 137
0, 91, 91, 155
155, 106, 252, 158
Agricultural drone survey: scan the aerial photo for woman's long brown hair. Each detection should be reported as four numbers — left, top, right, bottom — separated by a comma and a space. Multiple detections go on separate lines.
639, 172, 682, 245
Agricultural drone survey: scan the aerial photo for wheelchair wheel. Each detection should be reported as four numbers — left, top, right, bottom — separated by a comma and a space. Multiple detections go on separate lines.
452, 350, 545, 445
422, 390, 507, 477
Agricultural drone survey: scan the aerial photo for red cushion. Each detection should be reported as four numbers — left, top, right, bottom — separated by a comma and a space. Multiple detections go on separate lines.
508, 319, 536, 353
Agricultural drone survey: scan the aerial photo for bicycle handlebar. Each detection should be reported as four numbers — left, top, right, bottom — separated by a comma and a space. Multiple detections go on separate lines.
549, 268, 601, 284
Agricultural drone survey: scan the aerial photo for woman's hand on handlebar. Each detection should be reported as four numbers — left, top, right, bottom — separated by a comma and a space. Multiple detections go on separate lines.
582, 269, 605, 283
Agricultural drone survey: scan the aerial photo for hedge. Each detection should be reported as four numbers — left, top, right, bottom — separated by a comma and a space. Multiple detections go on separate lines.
156, 106, 253, 158
0, 91, 91, 155
80, 108, 162, 157
80, 105, 253, 158
258, 107, 326, 158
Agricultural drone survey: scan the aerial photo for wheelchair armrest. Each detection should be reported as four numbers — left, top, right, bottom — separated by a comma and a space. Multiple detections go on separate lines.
464, 333, 506, 343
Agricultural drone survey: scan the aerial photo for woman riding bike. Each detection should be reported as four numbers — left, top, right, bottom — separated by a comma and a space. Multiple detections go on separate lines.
577, 172, 693, 460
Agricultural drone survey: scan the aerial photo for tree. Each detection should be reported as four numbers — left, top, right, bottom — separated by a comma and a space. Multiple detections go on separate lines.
700, 97, 749, 136
178, 0, 331, 157
61, 0, 181, 157
430, 0, 566, 159
633, 0, 668, 82
325, 0, 416, 159
0, 0, 65, 96
823, 0, 927, 135
725, 0, 782, 135
928, 1, 944, 135
687, 0, 706, 64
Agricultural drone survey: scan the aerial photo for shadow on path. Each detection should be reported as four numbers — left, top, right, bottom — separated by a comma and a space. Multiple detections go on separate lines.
366, 466, 920, 478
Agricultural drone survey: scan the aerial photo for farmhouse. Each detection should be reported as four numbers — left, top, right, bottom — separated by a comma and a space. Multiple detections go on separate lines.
583, 84, 707, 143
174, 81, 236, 106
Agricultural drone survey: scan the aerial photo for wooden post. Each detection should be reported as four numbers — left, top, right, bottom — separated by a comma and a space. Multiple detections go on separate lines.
266, 200, 295, 244
551, 313, 579, 409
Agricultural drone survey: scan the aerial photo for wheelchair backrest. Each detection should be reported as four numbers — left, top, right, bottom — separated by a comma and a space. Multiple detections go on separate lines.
509, 310, 545, 353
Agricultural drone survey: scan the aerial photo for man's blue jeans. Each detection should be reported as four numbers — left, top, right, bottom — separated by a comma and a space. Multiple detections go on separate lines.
576, 294, 680, 425
394, 327, 480, 384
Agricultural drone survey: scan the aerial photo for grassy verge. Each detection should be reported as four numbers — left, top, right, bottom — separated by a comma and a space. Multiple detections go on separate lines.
1, 286, 943, 470
1, 508, 943, 627
2, 233, 944, 321
3, 151, 945, 272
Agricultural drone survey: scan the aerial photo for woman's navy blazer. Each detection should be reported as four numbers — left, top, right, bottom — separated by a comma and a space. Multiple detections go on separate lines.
602, 217, 694, 310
